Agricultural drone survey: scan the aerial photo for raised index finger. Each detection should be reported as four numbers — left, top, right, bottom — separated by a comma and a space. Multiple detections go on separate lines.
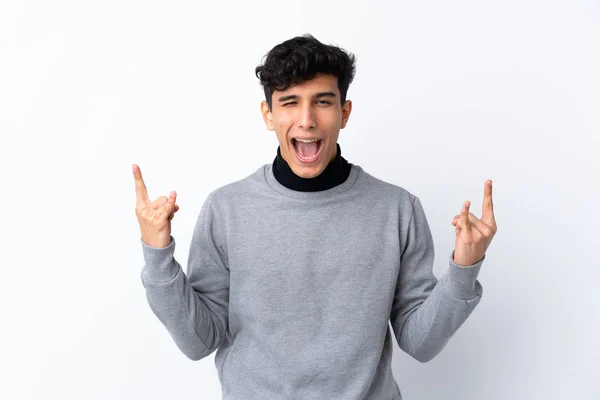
481, 179, 495, 223
132, 164, 150, 206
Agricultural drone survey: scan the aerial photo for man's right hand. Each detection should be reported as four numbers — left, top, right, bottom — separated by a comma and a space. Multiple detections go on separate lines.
133, 164, 180, 248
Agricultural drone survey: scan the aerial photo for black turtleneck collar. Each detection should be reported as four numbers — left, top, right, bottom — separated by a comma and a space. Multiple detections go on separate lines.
272, 142, 353, 192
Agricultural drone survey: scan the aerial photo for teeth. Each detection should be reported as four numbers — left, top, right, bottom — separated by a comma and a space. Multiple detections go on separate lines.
295, 138, 320, 143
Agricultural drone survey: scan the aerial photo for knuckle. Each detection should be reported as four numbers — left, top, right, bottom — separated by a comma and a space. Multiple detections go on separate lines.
151, 213, 163, 225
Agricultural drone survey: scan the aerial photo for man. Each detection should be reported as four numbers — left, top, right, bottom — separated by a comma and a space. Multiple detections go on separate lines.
134, 34, 497, 400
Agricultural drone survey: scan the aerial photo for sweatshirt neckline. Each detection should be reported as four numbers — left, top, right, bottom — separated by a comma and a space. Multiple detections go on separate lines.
264, 162, 362, 200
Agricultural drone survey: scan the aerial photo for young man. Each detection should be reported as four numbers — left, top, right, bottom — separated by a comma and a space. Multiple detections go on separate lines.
134, 34, 497, 400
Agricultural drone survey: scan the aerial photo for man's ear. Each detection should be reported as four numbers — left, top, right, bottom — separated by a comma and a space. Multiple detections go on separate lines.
261, 100, 274, 131
341, 100, 352, 129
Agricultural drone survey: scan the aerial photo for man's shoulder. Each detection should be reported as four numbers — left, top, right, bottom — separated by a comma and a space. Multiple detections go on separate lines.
206, 164, 267, 204
357, 165, 417, 204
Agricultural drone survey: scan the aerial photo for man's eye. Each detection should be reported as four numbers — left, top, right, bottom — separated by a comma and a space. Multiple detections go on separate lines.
282, 102, 297, 106
317, 100, 332, 105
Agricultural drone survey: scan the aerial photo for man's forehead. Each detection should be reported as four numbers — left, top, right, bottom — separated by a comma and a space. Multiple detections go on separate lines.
275, 76, 339, 98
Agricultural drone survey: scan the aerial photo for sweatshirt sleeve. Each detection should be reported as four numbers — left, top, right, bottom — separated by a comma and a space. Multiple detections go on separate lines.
140, 194, 230, 361
390, 195, 484, 363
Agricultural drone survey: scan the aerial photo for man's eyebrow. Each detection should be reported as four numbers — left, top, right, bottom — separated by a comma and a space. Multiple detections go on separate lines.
315, 92, 337, 99
277, 94, 298, 102
277, 92, 337, 102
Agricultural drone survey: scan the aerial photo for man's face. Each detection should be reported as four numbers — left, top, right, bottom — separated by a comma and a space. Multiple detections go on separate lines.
261, 73, 352, 179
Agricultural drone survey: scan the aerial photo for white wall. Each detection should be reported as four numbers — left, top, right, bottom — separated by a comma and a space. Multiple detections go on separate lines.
3, 0, 598, 399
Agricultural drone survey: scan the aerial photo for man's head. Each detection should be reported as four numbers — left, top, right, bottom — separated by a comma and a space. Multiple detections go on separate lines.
255, 34, 356, 179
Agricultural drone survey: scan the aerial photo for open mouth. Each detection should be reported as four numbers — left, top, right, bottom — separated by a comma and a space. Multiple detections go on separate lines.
292, 138, 323, 163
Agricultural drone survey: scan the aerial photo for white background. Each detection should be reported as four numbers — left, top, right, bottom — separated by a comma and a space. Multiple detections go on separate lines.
2, 0, 599, 399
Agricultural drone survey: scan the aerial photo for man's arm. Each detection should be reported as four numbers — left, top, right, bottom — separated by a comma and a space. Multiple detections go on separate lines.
140, 194, 230, 361
390, 196, 484, 363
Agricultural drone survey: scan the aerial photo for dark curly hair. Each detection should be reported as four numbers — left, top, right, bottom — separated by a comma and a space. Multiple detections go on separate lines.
255, 34, 356, 109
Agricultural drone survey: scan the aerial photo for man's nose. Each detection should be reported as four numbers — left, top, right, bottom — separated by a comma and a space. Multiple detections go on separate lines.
298, 105, 316, 130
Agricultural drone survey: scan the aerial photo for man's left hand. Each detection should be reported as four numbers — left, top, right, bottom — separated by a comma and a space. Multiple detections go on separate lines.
451, 179, 498, 267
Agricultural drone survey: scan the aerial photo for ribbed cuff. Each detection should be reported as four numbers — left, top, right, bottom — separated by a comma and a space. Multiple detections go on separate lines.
441, 250, 484, 300
140, 235, 180, 282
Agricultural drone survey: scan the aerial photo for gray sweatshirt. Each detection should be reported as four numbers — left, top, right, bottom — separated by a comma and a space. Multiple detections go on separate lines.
140, 163, 484, 400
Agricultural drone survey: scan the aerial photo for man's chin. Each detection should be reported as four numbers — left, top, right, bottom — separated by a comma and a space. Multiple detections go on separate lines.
291, 164, 325, 179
